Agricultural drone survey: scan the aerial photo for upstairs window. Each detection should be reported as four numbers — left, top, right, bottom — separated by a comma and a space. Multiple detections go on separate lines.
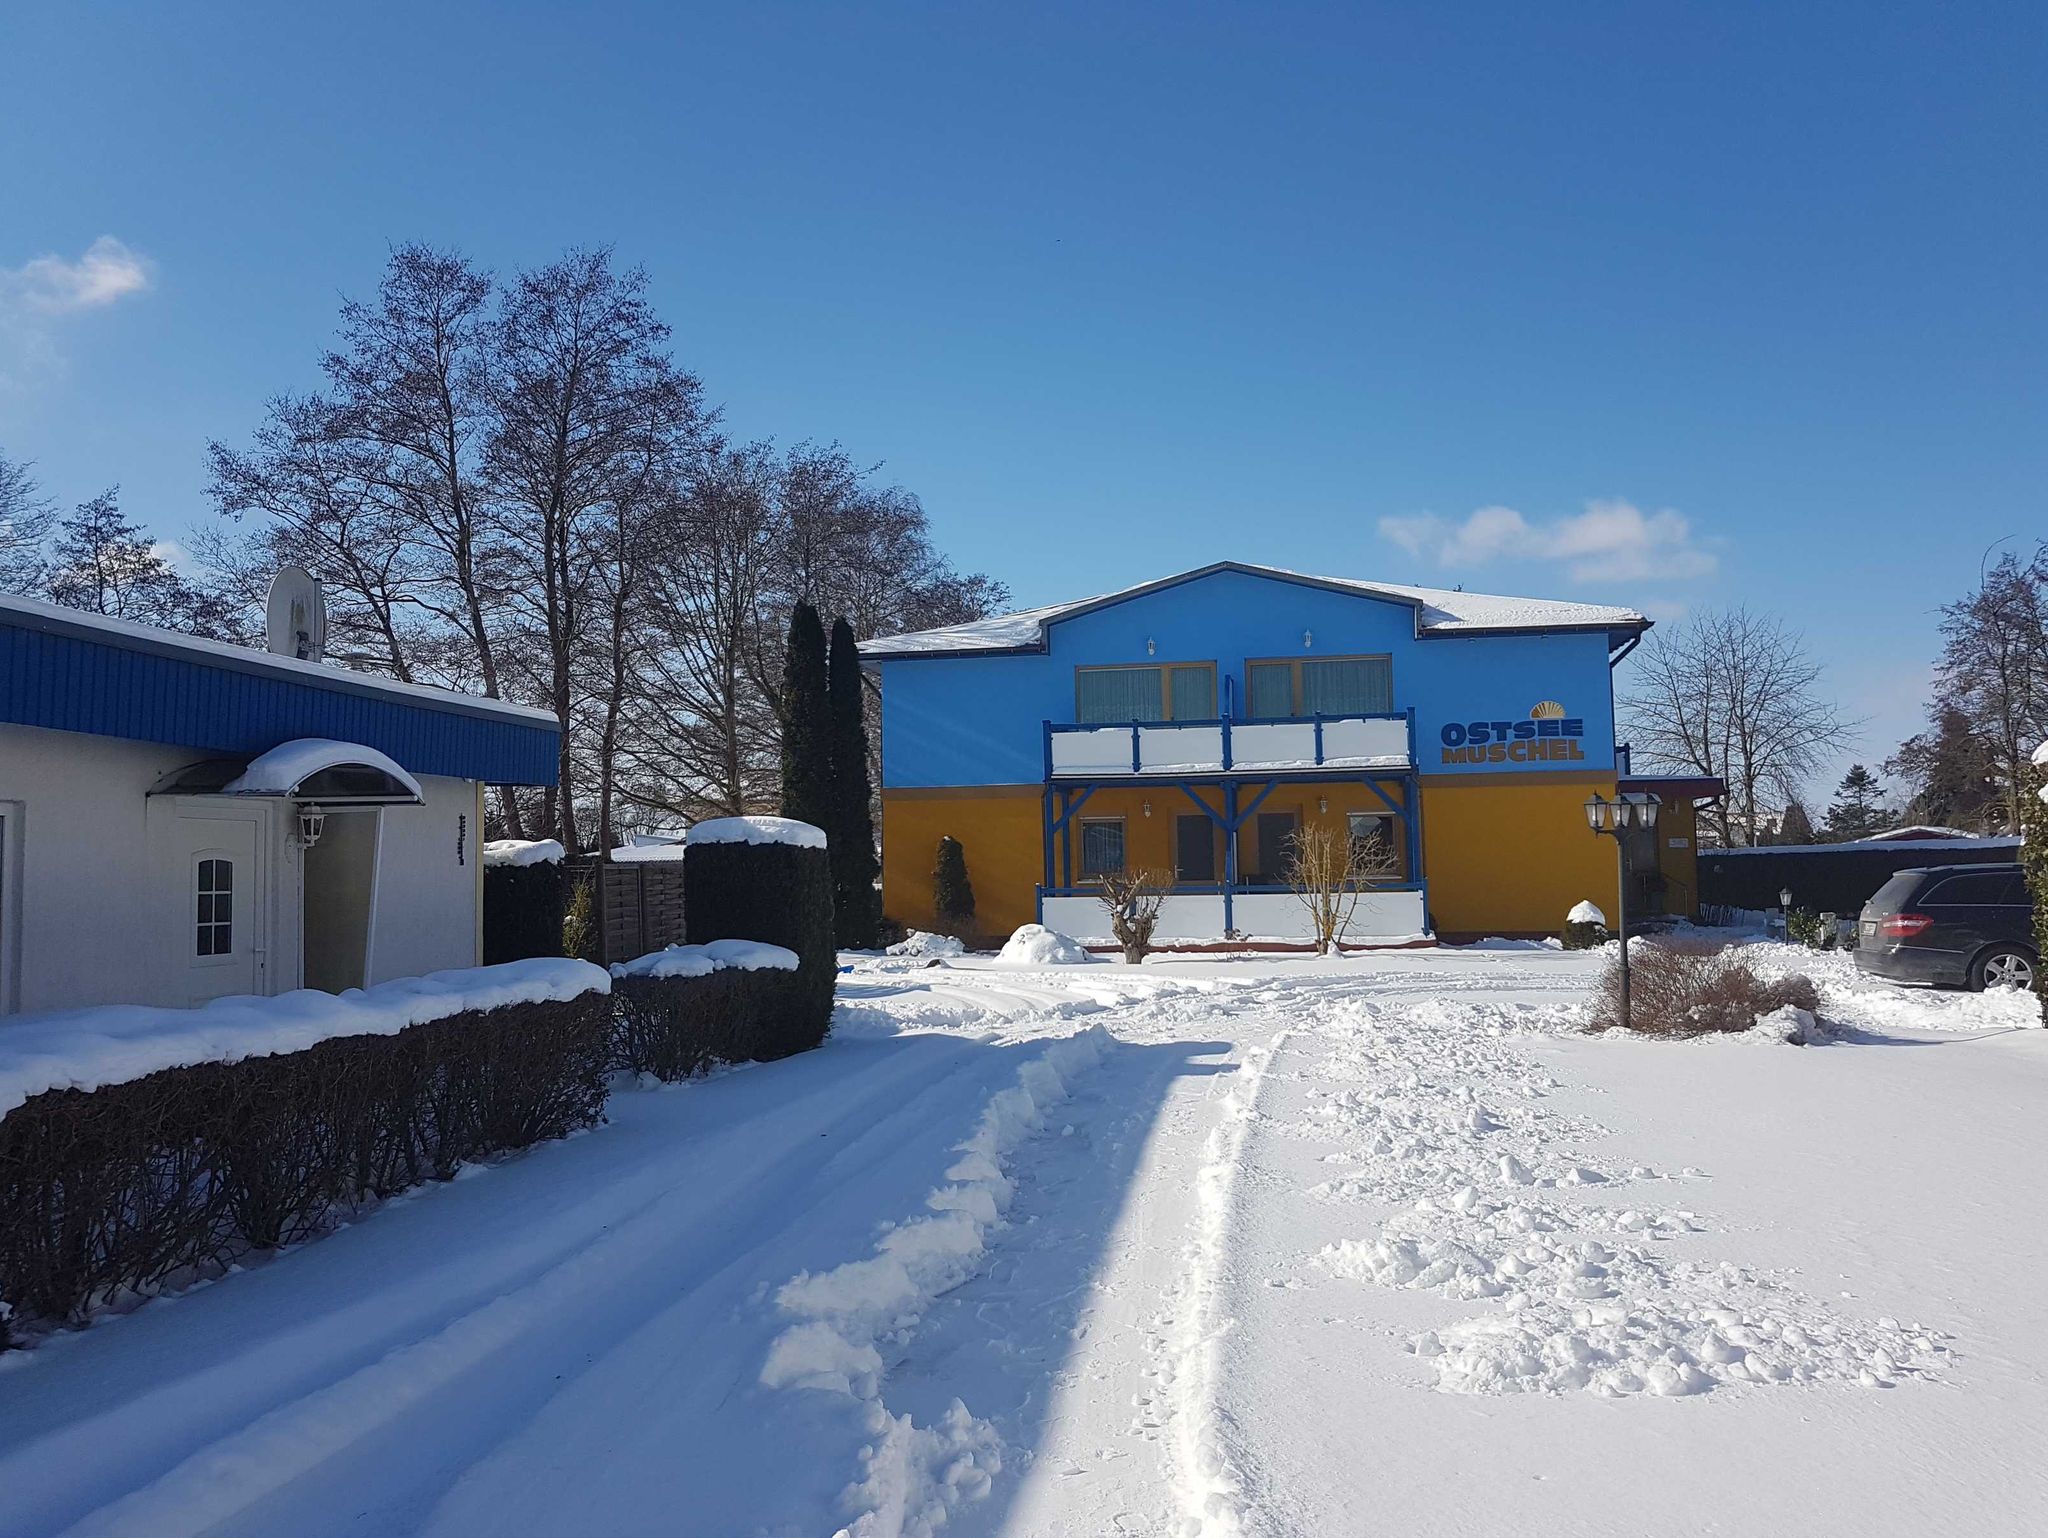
1244, 656, 1392, 718
1075, 663, 1216, 723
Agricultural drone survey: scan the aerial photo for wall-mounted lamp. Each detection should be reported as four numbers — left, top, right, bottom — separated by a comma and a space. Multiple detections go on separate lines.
1318, 796, 1329, 814
295, 803, 327, 849
1146, 637, 1156, 656
1303, 628, 1313, 649
1142, 800, 1152, 818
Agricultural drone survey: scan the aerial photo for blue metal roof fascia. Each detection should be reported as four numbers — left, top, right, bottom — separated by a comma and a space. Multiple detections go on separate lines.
1, 619, 559, 785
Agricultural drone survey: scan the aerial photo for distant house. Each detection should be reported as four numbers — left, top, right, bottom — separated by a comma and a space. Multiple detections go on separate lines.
0, 591, 558, 1015
861, 562, 1719, 945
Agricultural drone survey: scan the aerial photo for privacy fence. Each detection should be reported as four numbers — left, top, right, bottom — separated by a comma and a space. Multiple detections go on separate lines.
1, 826, 832, 1349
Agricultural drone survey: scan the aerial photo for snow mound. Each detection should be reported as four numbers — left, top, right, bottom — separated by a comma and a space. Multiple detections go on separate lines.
1567, 900, 1607, 927
0, 959, 612, 1120
609, 939, 799, 980
886, 931, 966, 959
482, 838, 565, 868
1738, 941, 2042, 1034
685, 815, 826, 850
760, 1027, 1111, 1532
995, 925, 1091, 966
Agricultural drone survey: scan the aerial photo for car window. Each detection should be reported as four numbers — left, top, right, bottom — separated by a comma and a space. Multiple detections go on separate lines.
1923, 872, 2011, 905
1996, 872, 2028, 905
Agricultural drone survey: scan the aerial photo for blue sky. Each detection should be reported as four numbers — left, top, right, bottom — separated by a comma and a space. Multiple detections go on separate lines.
3, 2, 2042, 801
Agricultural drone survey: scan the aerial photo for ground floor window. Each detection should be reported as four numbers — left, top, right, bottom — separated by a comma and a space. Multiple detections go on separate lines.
1079, 818, 1126, 877
1347, 812, 1401, 878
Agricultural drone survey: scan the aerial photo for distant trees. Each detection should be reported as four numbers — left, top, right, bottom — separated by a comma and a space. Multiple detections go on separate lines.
195, 243, 1004, 850
1822, 765, 1890, 841
1619, 608, 1855, 847
0, 449, 53, 592
1887, 550, 2047, 834
1773, 798, 1815, 845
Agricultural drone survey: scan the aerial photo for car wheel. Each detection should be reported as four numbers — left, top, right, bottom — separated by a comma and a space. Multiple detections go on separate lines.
1970, 946, 2036, 992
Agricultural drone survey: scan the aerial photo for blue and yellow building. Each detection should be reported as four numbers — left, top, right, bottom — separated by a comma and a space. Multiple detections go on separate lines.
862, 562, 1705, 945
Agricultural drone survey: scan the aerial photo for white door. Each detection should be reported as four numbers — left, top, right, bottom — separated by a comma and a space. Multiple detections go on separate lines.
170, 809, 266, 1004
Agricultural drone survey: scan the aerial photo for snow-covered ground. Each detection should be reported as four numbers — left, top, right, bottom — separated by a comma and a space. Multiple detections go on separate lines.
1, 941, 2042, 1537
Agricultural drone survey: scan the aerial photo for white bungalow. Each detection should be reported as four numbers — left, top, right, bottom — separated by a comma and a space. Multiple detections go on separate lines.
0, 581, 558, 1015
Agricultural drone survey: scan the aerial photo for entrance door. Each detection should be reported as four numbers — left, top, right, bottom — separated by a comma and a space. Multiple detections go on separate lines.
1175, 814, 1216, 883
1254, 811, 1299, 884
166, 806, 266, 1004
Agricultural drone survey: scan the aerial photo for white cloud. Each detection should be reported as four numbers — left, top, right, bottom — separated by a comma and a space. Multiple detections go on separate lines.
2, 236, 153, 314
1377, 498, 1716, 584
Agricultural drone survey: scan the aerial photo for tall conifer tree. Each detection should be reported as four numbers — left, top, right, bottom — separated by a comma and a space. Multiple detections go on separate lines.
827, 616, 883, 947
779, 602, 832, 835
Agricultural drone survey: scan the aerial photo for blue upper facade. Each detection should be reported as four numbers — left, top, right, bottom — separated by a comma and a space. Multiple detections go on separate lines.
869, 566, 1640, 788
1, 594, 559, 785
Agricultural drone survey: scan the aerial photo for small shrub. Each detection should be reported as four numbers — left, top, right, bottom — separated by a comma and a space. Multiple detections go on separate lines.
1562, 919, 1608, 950
1785, 907, 1827, 949
1096, 868, 1168, 964
684, 839, 835, 1057
610, 968, 810, 1079
933, 836, 976, 938
1588, 943, 1820, 1037
562, 872, 598, 962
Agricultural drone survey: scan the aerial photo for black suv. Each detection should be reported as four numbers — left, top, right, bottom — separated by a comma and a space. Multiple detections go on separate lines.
1856, 864, 2036, 991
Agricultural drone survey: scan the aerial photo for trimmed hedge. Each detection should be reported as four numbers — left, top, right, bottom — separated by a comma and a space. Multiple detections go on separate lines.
610, 967, 811, 1080
684, 840, 835, 1058
484, 862, 569, 964
0, 991, 611, 1341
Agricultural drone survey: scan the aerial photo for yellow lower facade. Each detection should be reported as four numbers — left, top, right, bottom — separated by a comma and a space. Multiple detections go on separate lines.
882, 769, 1659, 941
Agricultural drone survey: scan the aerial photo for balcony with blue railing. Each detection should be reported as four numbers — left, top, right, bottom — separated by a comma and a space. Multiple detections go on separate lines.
1043, 709, 1414, 781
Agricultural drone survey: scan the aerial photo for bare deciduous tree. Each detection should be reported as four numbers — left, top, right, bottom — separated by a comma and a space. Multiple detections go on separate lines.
0, 448, 54, 593
1285, 821, 1383, 954
1095, 867, 1168, 965
1620, 608, 1855, 846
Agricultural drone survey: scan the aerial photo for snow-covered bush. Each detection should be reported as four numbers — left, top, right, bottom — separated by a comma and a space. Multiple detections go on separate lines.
1562, 899, 1609, 950
683, 820, 835, 1058
886, 930, 966, 960
609, 943, 803, 1081
1588, 942, 1820, 1038
0, 964, 613, 1344
996, 925, 1091, 966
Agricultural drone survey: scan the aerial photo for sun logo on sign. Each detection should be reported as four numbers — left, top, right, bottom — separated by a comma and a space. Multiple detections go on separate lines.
1529, 701, 1567, 720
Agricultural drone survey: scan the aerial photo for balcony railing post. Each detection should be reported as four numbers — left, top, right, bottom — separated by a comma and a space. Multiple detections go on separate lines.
1131, 721, 1142, 773
1222, 715, 1233, 771
1313, 713, 1325, 765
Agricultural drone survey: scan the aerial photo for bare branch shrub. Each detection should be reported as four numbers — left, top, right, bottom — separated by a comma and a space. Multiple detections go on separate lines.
1096, 867, 1169, 964
1588, 943, 1820, 1037
1286, 822, 1376, 954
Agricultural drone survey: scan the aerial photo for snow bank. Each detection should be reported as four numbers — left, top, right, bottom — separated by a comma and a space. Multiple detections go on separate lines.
1566, 900, 1606, 927
885, 931, 966, 959
685, 815, 826, 850
995, 925, 1091, 966
609, 939, 799, 980
482, 838, 565, 868
760, 1027, 1111, 1533
1738, 940, 2042, 1033
0, 959, 611, 1120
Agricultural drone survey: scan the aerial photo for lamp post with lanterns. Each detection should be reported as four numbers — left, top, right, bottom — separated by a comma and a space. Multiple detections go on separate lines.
1584, 792, 1661, 1031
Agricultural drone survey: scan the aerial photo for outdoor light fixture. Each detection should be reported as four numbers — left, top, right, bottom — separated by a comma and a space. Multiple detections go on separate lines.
1781, 887, 1793, 909
1583, 792, 1663, 1032
295, 804, 327, 849
1146, 637, 1156, 656
1318, 796, 1329, 814
1142, 800, 1152, 818
1303, 629, 1313, 649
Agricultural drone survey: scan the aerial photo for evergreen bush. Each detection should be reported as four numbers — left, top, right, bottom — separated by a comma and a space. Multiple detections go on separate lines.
2020, 751, 2048, 1026
933, 836, 976, 939
561, 871, 598, 962
827, 616, 883, 949
779, 602, 833, 833
610, 967, 809, 1080
683, 838, 836, 1056
483, 863, 567, 963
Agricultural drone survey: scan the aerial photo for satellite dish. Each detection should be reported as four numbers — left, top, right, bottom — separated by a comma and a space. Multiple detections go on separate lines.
265, 566, 326, 663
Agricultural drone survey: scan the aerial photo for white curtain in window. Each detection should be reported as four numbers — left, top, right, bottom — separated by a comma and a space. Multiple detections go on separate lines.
1080, 820, 1125, 874
1169, 665, 1215, 720
1303, 657, 1391, 715
1247, 662, 1292, 718
1076, 667, 1163, 723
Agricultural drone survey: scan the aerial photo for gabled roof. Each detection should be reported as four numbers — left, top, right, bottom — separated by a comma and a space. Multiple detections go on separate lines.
859, 562, 1650, 659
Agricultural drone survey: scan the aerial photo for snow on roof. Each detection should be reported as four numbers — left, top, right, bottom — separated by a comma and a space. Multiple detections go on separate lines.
859, 562, 1649, 659
1864, 825, 1979, 842
0, 958, 610, 1120
483, 838, 566, 867
685, 816, 827, 850
0, 589, 558, 727
221, 738, 424, 801
1709, 836, 2020, 856
609, 842, 688, 862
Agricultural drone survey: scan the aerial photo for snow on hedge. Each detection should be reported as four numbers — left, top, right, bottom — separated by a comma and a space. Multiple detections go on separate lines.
482, 838, 565, 868
610, 939, 799, 980
0, 959, 611, 1121
608, 842, 686, 863
996, 925, 1091, 966
1567, 900, 1607, 927
685, 815, 826, 850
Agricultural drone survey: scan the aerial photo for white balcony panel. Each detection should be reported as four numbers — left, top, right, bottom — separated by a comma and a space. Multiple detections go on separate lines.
1319, 715, 1411, 766
1138, 724, 1224, 772
1049, 727, 1137, 776
1039, 888, 1428, 944
1229, 720, 1317, 766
